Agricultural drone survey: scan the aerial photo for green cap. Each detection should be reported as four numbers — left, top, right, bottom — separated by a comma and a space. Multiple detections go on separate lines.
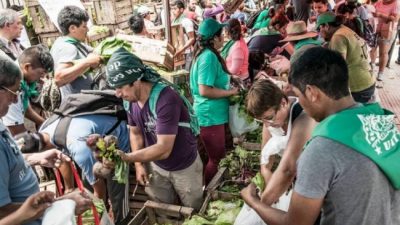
106, 47, 160, 88
198, 18, 227, 40
316, 12, 336, 28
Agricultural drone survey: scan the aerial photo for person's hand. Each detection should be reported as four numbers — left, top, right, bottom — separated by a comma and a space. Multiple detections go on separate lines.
17, 191, 55, 223
61, 191, 92, 215
229, 87, 240, 96
86, 53, 102, 68
116, 150, 133, 162
29, 149, 71, 168
135, 164, 149, 186
241, 183, 260, 207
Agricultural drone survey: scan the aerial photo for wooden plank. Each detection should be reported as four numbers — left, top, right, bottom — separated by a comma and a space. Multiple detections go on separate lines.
145, 207, 156, 224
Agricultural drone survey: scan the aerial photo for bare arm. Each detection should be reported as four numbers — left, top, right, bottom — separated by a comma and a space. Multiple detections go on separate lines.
241, 184, 322, 225
25, 105, 45, 127
0, 203, 22, 219
176, 31, 195, 56
122, 134, 176, 162
261, 113, 316, 205
199, 84, 238, 99
54, 54, 100, 87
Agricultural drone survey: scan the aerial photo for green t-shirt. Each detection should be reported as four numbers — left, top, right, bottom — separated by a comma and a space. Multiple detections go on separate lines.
253, 9, 270, 30
329, 26, 374, 92
190, 49, 230, 127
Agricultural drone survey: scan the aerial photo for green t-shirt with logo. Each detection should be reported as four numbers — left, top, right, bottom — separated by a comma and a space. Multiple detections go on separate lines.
329, 26, 374, 92
190, 48, 230, 127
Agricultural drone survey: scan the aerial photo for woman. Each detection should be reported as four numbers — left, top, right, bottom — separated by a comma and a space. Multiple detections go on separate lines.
190, 18, 239, 185
370, 0, 398, 81
221, 19, 250, 83
248, 13, 293, 59
234, 79, 315, 225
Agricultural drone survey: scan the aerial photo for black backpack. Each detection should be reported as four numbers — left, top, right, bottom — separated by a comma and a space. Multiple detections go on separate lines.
246, 9, 263, 29
41, 90, 127, 154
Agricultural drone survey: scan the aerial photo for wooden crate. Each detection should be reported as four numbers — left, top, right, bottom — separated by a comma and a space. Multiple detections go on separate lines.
83, 2, 97, 24
129, 165, 150, 217
87, 29, 112, 47
26, 0, 58, 34
199, 190, 239, 215
128, 201, 194, 225
38, 32, 61, 48
93, 0, 133, 25
241, 142, 262, 151
131, 36, 175, 71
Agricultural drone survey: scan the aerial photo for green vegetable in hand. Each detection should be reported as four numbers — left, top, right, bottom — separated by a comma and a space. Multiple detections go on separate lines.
94, 37, 132, 63
251, 172, 265, 192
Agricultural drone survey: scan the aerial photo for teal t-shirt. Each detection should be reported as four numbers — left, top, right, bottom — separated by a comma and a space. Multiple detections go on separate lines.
190, 49, 230, 127
253, 9, 270, 29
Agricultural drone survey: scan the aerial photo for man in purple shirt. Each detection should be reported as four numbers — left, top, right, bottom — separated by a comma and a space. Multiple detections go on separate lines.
106, 48, 203, 210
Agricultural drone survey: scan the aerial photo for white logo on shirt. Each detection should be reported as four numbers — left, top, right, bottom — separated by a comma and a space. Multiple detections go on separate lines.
358, 114, 399, 155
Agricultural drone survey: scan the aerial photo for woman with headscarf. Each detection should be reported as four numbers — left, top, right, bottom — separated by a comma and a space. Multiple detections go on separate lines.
190, 18, 239, 185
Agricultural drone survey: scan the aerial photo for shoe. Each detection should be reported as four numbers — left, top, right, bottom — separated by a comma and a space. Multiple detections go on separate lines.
377, 72, 383, 81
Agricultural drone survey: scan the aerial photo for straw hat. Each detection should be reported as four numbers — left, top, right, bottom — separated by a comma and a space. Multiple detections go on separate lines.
280, 21, 318, 42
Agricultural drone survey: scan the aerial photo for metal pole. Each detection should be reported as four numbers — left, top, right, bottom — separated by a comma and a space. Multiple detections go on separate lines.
163, 0, 172, 44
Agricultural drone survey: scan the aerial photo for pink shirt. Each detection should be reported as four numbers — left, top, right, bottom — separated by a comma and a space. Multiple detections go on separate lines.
226, 38, 249, 79
374, 0, 398, 23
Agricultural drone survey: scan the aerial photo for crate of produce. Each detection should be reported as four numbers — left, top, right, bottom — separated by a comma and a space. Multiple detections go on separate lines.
205, 167, 247, 199
127, 200, 194, 225
83, 2, 97, 24
240, 126, 263, 151
207, 145, 261, 191
26, 0, 58, 34
93, 0, 133, 25
38, 31, 61, 48
183, 191, 242, 225
87, 26, 112, 47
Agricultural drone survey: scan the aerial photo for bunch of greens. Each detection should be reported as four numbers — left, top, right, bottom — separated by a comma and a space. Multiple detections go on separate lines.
245, 126, 262, 143
81, 198, 105, 225
251, 172, 266, 192
86, 134, 128, 184
94, 37, 132, 63
87, 26, 110, 37
219, 146, 260, 182
183, 200, 243, 225
219, 183, 242, 194
229, 88, 254, 123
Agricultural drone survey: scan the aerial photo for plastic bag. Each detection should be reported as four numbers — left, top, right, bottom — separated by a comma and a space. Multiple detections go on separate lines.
234, 203, 266, 225
229, 103, 259, 137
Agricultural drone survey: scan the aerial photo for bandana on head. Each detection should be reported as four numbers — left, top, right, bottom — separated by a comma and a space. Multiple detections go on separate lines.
106, 48, 160, 88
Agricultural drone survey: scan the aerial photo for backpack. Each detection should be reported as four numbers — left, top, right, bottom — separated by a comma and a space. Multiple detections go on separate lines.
361, 19, 378, 48
246, 9, 263, 29
41, 90, 127, 153
147, 81, 200, 136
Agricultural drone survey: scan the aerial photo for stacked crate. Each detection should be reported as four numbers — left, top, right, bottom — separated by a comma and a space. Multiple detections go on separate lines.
129, 167, 150, 217
26, 0, 61, 48
92, 0, 134, 34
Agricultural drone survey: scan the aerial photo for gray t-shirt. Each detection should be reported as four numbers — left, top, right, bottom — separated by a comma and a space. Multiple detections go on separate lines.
50, 37, 93, 100
295, 137, 400, 225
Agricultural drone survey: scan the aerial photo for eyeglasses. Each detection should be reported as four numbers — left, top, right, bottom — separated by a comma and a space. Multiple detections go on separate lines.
1, 86, 21, 97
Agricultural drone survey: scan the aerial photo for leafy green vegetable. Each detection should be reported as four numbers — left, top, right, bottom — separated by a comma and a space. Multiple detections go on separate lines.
214, 207, 241, 225
219, 146, 260, 181
183, 215, 214, 225
251, 172, 265, 191
94, 37, 132, 63
81, 198, 106, 225
245, 126, 262, 143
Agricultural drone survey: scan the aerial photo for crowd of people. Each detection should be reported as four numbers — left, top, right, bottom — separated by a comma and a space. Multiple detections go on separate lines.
0, 0, 399, 224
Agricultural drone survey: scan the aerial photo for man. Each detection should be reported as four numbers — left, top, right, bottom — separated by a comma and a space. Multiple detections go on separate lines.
280, 21, 321, 64
2, 45, 53, 136
106, 48, 203, 210
187, 0, 202, 21
39, 113, 131, 224
171, 0, 196, 71
0, 9, 24, 60
137, 6, 155, 29
51, 6, 101, 101
292, 0, 311, 23
200, 0, 224, 19
241, 47, 400, 225
317, 12, 375, 103
0, 56, 92, 224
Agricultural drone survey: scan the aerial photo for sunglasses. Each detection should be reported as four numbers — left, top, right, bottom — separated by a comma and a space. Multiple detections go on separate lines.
1, 86, 21, 97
